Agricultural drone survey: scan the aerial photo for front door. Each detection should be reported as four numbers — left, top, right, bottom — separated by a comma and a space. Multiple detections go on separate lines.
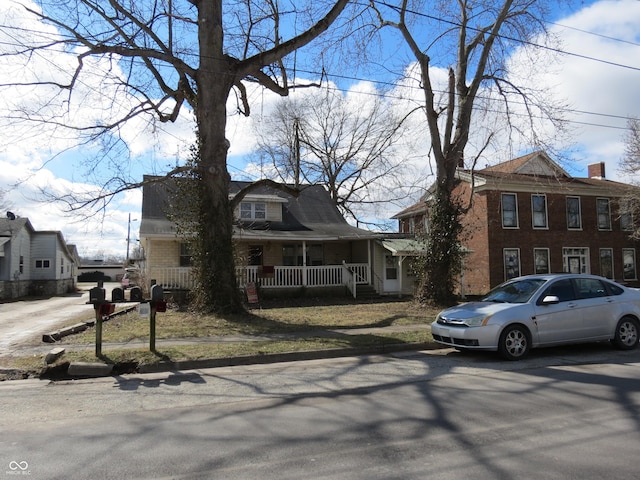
383, 255, 399, 292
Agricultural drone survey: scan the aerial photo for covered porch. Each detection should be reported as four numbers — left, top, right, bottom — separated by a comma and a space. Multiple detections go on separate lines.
149, 263, 370, 297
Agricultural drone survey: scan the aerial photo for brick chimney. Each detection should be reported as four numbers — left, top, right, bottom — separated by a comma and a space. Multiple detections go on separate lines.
588, 162, 606, 179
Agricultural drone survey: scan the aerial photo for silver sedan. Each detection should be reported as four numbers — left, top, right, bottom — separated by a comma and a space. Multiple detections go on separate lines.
430, 274, 640, 360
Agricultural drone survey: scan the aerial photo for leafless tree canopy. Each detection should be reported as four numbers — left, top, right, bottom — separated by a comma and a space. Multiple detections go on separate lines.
253, 87, 410, 227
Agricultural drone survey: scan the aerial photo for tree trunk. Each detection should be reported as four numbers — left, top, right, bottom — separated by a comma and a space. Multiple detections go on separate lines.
192, 0, 242, 313
418, 150, 463, 306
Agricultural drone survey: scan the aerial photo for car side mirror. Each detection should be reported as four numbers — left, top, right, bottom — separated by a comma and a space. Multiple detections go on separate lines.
541, 295, 560, 305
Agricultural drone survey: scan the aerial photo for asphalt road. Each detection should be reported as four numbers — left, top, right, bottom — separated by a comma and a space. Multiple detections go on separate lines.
0, 283, 119, 355
1, 345, 639, 479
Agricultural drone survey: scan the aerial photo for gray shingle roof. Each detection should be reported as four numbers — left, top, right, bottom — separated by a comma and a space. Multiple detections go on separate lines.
140, 177, 379, 241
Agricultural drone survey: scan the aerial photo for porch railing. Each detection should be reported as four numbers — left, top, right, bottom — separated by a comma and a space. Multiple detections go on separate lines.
149, 264, 369, 291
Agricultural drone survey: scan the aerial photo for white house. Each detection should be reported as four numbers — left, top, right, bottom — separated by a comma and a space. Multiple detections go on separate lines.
0, 215, 79, 300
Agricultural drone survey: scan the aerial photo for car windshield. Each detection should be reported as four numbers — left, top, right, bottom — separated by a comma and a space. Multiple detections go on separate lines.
481, 278, 548, 303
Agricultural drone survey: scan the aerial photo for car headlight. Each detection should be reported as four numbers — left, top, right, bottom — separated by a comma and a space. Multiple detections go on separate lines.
465, 314, 491, 327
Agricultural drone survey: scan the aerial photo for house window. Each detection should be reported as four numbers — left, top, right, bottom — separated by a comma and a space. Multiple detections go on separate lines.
531, 194, 548, 229
35, 259, 51, 269
501, 193, 518, 228
504, 248, 521, 280
623, 248, 637, 281
248, 245, 263, 266
597, 198, 611, 230
19, 255, 24, 274
240, 202, 266, 220
179, 243, 192, 267
619, 200, 633, 231
533, 248, 550, 274
563, 247, 590, 274
599, 248, 614, 279
282, 244, 300, 266
60, 257, 64, 275
308, 244, 324, 266
566, 196, 582, 230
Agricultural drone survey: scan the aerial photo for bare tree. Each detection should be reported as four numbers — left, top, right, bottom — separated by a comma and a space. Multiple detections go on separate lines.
1, 0, 357, 312
619, 117, 640, 238
371, 0, 563, 304
253, 86, 410, 227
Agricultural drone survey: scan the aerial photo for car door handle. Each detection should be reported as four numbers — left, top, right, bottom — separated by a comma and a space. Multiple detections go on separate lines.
567, 302, 577, 308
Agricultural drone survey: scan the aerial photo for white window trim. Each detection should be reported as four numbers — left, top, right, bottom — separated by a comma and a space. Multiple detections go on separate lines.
503, 248, 521, 280
35, 259, 52, 269
596, 198, 612, 231
501, 193, 519, 229
531, 194, 549, 229
566, 196, 582, 230
240, 201, 267, 220
533, 248, 550, 274
623, 248, 637, 281
599, 248, 614, 279
562, 247, 590, 274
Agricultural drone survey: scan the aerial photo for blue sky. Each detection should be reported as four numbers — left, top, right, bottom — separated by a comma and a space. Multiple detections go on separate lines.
0, 0, 639, 258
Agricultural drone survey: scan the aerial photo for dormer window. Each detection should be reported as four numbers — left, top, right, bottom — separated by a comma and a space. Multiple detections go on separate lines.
240, 202, 266, 220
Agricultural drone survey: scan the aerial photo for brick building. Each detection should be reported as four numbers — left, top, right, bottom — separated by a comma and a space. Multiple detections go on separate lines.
392, 151, 640, 296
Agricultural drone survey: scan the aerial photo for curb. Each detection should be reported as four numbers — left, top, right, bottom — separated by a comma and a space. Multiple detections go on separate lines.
41, 342, 434, 380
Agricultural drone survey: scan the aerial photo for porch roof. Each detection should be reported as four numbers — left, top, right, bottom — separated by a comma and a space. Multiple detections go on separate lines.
379, 238, 428, 256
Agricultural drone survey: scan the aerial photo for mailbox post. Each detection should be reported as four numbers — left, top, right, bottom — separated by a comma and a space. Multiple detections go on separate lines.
89, 283, 113, 357
149, 284, 166, 352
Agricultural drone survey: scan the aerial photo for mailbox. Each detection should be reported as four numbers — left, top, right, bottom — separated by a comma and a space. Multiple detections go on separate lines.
111, 287, 125, 302
129, 286, 143, 302
89, 286, 105, 305
150, 284, 164, 302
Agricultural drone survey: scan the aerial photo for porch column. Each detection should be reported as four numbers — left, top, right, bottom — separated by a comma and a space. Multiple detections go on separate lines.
302, 241, 307, 287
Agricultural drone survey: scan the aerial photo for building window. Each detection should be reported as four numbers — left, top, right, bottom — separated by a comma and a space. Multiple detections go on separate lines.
282, 244, 300, 266
599, 248, 614, 279
240, 202, 266, 220
179, 243, 192, 267
531, 194, 548, 229
623, 248, 637, 281
35, 259, 51, 269
504, 248, 521, 280
60, 257, 64, 275
248, 245, 263, 266
501, 193, 518, 228
619, 199, 633, 231
563, 247, 590, 274
533, 248, 550, 274
566, 196, 582, 230
597, 198, 611, 230
19, 255, 24, 274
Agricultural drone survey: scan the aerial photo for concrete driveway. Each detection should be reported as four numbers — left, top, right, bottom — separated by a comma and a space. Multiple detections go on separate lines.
0, 282, 119, 356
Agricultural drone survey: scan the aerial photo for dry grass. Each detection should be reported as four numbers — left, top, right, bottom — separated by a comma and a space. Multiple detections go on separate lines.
1, 298, 441, 379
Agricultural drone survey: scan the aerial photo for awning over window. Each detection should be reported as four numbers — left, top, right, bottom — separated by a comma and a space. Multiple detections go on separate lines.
379, 239, 428, 257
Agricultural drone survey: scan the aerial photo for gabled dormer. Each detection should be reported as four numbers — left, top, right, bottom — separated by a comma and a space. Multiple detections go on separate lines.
232, 193, 287, 223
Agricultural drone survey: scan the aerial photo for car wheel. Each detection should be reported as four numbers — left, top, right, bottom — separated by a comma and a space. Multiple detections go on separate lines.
611, 316, 639, 350
498, 325, 531, 361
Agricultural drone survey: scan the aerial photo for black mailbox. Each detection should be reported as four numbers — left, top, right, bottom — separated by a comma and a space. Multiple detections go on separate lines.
130, 286, 143, 302
89, 286, 105, 304
111, 287, 125, 302
150, 284, 164, 302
